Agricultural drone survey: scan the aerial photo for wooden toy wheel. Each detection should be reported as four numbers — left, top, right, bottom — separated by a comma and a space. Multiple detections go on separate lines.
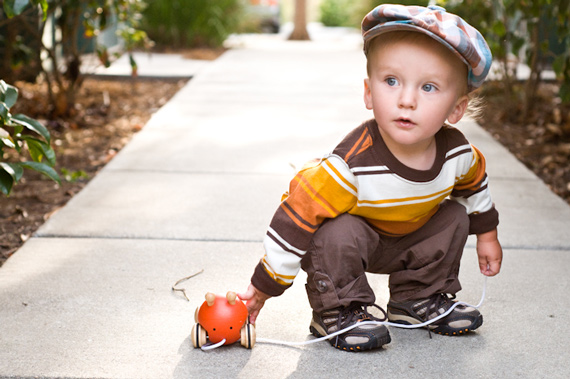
194, 306, 200, 323
191, 323, 207, 348
240, 323, 256, 349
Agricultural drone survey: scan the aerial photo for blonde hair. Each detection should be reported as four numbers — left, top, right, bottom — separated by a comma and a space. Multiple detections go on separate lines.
463, 92, 485, 120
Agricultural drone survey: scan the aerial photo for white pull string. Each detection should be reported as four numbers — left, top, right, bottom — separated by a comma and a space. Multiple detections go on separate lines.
200, 339, 226, 351
256, 276, 488, 347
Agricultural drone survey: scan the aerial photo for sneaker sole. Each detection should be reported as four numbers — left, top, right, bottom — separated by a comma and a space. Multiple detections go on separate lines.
387, 310, 483, 336
309, 321, 391, 352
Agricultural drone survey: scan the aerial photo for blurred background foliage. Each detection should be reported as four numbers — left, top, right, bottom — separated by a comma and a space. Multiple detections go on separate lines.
142, 0, 243, 48
318, 0, 570, 110
1, 0, 569, 111
0, 0, 568, 120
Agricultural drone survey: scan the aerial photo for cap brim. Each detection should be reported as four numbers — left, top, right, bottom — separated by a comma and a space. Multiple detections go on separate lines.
363, 23, 470, 69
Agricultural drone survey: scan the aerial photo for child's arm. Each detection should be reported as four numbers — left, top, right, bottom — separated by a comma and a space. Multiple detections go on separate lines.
238, 284, 272, 324
476, 228, 503, 276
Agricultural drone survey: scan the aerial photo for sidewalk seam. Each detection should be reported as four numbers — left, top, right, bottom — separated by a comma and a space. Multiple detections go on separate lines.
465, 242, 570, 251
31, 236, 570, 251
31, 235, 264, 243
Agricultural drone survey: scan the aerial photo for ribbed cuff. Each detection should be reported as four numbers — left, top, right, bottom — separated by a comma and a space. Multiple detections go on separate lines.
250, 261, 291, 297
469, 205, 499, 235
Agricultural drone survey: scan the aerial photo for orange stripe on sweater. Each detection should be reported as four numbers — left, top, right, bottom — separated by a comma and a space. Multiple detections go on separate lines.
280, 202, 317, 233
455, 145, 486, 191
344, 129, 369, 161
295, 174, 340, 218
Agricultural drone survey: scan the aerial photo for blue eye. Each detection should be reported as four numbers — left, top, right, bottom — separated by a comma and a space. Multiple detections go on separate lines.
422, 83, 436, 92
386, 77, 398, 86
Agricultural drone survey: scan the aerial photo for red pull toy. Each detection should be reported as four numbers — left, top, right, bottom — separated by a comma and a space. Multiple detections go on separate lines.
191, 291, 256, 349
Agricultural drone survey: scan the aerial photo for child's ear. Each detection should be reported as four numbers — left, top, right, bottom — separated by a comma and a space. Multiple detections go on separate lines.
447, 95, 469, 124
363, 78, 373, 110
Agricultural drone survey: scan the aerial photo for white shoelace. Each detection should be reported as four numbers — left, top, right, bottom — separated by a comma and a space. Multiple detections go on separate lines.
201, 277, 487, 350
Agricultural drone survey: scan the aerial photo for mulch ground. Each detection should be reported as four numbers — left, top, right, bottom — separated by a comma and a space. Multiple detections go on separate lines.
478, 81, 570, 203
1, 77, 188, 264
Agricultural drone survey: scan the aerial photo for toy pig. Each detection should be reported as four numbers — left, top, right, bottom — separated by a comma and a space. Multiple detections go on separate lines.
191, 291, 255, 349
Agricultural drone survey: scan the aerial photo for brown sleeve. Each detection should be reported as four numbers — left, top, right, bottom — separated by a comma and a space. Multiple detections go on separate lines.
468, 205, 499, 235
250, 261, 291, 297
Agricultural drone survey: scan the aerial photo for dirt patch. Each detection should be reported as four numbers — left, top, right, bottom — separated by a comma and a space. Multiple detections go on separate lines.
1, 77, 188, 264
478, 82, 570, 203
1, 75, 569, 267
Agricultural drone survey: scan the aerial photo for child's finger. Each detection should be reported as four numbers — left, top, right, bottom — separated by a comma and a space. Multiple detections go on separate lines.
487, 260, 501, 276
237, 284, 255, 301
478, 257, 489, 275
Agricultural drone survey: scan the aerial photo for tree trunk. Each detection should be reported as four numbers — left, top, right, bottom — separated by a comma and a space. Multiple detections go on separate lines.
523, 22, 542, 119
289, 0, 310, 41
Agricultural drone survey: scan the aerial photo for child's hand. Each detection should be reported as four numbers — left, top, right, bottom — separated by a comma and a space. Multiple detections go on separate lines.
476, 228, 503, 276
238, 283, 271, 324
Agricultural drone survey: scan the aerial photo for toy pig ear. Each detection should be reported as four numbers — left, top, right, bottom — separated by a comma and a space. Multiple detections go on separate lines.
205, 292, 215, 306
226, 291, 237, 305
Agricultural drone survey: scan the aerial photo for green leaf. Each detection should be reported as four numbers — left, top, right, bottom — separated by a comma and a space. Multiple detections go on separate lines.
0, 162, 24, 181
97, 46, 111, 68
3, 0, 16, 18
1, 127, 16, 148
552, 55, 564, 76
0, 168, 15, 195
129, 53, 138, 70
1, 80, 9, 101
32, 0, 48, 20
22, 136, 56, 166
492, 20, 507, 37
3, 0, 31, 18
1, 139, 15, 149
20, 161, 60, 184
0, 102, 9, 124
23, 137, 44, 162
11, 113, 50, 143
60, 168, 89, 183
2, 82, 19, 108
559, 82, 570, 104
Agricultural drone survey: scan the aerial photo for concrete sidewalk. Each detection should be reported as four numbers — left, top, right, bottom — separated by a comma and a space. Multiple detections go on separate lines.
1, 26, 570, 378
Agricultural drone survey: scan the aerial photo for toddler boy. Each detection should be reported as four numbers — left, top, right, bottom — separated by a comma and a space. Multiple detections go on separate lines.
240, 4, 502, 352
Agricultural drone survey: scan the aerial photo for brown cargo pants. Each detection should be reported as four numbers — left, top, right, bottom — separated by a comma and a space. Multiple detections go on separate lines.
300, 200, 469, 313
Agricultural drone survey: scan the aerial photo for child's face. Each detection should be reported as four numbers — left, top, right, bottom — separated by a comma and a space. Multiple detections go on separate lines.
364, 34, 469, 152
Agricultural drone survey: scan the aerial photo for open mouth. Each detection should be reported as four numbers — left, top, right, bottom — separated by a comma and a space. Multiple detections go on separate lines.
396, 117, 415, 127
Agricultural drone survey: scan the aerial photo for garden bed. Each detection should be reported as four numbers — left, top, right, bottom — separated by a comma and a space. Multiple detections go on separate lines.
0, 77, 188, 264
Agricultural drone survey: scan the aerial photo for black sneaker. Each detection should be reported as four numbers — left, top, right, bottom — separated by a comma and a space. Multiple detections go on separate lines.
309, 303, 391, 352
387, 293, 483, 336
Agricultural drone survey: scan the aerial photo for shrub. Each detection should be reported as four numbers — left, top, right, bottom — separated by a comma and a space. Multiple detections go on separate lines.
320, 0, 352, 27
143, 0, 242, 48
1, 0, 151, 117
0, 80, 59, 196
320, 0, 431, 29
443, 0, 570, 111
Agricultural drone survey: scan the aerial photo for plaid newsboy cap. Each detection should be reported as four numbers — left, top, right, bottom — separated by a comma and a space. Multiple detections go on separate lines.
362, 4, 492, 90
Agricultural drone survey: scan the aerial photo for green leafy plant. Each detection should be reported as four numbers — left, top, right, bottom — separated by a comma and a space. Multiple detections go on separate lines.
319, 0, 431, 30
442, 0, 570, 111
60, 167, 88, 183
1, 0, 151, 116
320, 0, 352, 27
2, 0, 48, 19
142, 0, 242, 48
0, 80, 59, 196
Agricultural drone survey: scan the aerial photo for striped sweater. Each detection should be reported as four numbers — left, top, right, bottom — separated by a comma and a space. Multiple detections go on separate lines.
252, 119, 499, 296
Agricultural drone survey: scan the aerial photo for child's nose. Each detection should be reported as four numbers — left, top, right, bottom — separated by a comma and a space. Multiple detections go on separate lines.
398, 87, 417, 109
